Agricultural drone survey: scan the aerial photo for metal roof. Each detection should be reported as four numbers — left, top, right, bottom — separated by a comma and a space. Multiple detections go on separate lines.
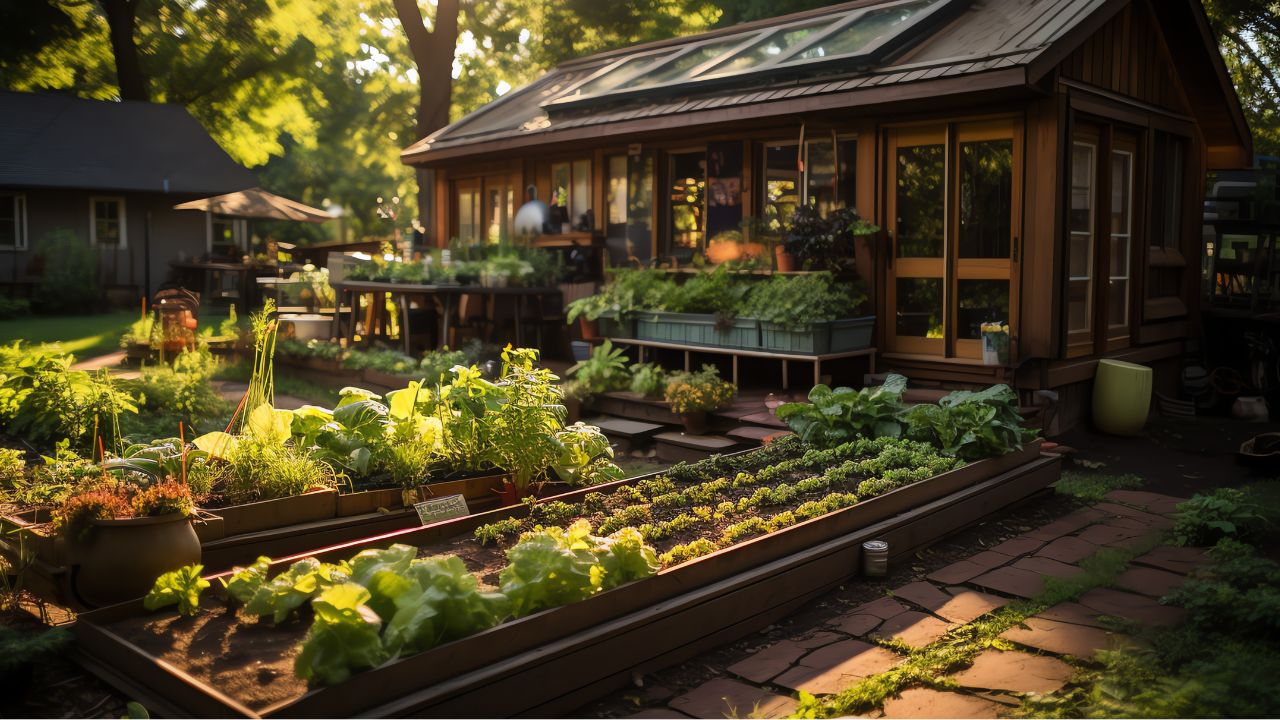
402, 0, 1248, 164
0, 91, 258, 195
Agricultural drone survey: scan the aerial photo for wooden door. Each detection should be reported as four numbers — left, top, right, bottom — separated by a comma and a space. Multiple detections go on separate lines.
886, 127, 947, 355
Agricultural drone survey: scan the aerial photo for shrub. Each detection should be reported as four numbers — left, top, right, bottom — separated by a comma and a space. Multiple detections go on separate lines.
629, 363, 668, 398
132, 479, 195, 518
664, 364, 737, 414
1173, 487, 1271, 547
0, 297, 30, 320
30, 229, 99, 314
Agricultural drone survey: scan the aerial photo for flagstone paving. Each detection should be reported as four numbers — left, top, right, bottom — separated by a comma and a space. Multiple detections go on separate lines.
608, 489, 1210, 719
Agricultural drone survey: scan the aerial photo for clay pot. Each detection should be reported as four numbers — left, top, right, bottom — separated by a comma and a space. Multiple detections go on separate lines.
774, 246, 795, 272
680, 411, 709, 435
579, 316, 600, 341
74, 513, 201, 608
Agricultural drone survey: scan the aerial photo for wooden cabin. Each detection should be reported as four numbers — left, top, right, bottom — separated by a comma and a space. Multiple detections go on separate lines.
401, 0, 1251, 430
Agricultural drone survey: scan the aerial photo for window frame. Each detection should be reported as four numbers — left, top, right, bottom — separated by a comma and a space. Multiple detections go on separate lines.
664, 146, 709, 262
0, 193, 27, 251
1066, 136, 1097, 357
89, 196, 127, 249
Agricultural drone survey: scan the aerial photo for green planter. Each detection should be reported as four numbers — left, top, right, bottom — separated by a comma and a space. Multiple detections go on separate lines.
636, 312, 761, 349
760, 316, 875, 355
596, 309, 634, 339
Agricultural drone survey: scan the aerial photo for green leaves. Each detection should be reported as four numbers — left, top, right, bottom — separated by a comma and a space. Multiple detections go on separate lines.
219, 556, 272, 604
246, 403, 293, 445
143, 564, 210, 617
901, 383, 1031, 460
294, 583, 389, 687
383, 556, 508, 654
243, 557, 350, 624
499, 519, 659, 618
776, 375, 907, 447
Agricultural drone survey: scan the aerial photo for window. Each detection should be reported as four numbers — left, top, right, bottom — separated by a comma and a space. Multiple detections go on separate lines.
887, 121, 1019, 359
456, 183, 481, 243
606, 155, 628, 236
667, 150, 706, 262
1067, 141, 1095, 343
91, 197, 126, 247
0, 194, 26, 250
627, 153, 655, 264
486, 182, 513, 243
760, 136, 857, 231
1109, 150, 1133, 332
1148, 132, 1189, 303
550, 160, 592, 230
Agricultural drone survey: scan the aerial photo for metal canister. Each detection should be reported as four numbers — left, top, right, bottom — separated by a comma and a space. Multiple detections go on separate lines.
862, 540, 889, 576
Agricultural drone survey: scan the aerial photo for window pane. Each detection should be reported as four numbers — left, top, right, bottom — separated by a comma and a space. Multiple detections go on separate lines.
668, 151, 705, 261
457, 190, 480, 242
806, 139, 837, 216
957, 280, 1009, 340
896, 277, 943, 338
708, 20, 835, 75
572, 159, 591, 225
622, 38, 745, 89
958, 139, 1012, 258
895, 143, 944, 258
1161, 138, 1185, 249
1067, 279, 1090, 333
627, 153, 654, 264
763, 143, 800, 233
1108, 279, 1128, 328
607, 155, 628, 229
573, 54, 669, 97
791, 0, 938, 61
1069, 144, 1093, 234
837, 139, 857, 210
0, 196, 14, 247
486, 186, 506, 243
550, 163, 570, 228
1069, 233, 1091, 279
1110, 153, 1131, 236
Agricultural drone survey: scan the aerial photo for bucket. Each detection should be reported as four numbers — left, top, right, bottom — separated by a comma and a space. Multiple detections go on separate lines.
1092, 359, 1152, 435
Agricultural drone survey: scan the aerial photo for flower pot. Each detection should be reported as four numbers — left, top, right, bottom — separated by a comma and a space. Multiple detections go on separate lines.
774, 247, 795, 272
579, 316, 600, 341
680, 411, 709, 435
73, 513, 200, 608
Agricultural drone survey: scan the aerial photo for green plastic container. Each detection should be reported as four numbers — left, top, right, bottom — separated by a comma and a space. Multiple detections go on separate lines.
760, 316, 876, 355
1092, 359, 1152, 435
596, 309, 633, 339
635, 312, 761, 349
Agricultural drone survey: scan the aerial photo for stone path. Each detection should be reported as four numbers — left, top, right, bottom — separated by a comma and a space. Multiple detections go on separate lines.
633, 490, 1207, 719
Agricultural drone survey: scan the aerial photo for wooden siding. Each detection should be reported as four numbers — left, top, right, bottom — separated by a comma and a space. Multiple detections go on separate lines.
1058, 0, 1191, 117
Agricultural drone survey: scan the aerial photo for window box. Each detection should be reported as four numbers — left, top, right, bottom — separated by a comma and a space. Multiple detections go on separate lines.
636, 311, 761, 349
596, 309, 634, 339
759, 315, 875, 355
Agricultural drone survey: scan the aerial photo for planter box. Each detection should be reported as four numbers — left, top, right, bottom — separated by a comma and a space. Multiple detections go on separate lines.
279, 355, 344, 374
760, 315, 875, 355
0, 508, 66, 566
205, 489, 338, 537
361, 368, 415, 389
417, 473, 508, 503
636, 311, 761, 350
335, 488, 406, 517
596, 310, 634, 339
72, 444, 1057, 718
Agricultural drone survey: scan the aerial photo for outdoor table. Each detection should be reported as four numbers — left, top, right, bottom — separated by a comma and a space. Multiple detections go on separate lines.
169, 260, 297, 308
330, 280, 561, 354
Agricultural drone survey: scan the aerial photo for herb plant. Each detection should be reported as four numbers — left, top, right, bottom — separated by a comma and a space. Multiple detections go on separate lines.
743, 272, 866, 330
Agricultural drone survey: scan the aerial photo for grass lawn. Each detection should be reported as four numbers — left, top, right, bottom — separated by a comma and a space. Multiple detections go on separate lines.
0, 311, 138, 359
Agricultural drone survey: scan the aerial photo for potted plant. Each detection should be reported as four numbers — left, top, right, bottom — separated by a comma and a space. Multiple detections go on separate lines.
744, 272, 874, 354
58, 478, 200, 607
783, 206, 878, 272
664, 364, 737, 435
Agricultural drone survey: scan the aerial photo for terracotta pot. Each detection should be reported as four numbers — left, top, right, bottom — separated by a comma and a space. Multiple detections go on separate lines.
680, 411, 709, 435
579, 316, 600, 341
774, 247, 795, 272
74, 513, 200, 608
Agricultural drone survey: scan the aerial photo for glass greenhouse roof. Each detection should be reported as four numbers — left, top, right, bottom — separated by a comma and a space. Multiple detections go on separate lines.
545, 0, 961, 110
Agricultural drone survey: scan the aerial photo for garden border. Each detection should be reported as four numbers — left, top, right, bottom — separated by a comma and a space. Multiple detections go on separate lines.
72, 443, 1056, 718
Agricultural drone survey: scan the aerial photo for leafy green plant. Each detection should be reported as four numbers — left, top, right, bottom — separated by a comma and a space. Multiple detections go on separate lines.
743, 272, 866, 329
566, 268, 677, 323
243, 557, 351, 623
294, 582, 389, 686
382, 555, 508, 653
1173, 487, 1272, 546
220, 556, 271, 604
665, 264, 752, 327
143, 564, 210, 616
783, 205, 878, 271
1054, 471, 1143, 501
776, 375, 907, 447
900, 384, 1033, 460
629, 363, 668, 398
566, 340, 630, 395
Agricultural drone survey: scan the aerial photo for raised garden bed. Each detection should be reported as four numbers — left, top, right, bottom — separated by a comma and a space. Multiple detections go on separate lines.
0, 473, 510, 609
760, 316, 875, 354
636, 311, 761, 350
72, 439, 1057, 718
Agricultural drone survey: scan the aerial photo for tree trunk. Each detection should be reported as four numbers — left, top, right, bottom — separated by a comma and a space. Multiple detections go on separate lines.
98, 0, 149, 102
394, 0, 460, 234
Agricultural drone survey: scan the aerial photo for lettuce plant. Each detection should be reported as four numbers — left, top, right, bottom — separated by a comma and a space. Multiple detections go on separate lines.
243, 557, 350, 623
294, 583, 389, 686
775, 374, 907, 446
900, 383, 1033, 460
220, 556, 271, 604
143, 564, 210, 617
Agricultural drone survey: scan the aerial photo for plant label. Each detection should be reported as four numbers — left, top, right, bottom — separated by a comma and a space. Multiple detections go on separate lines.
414, 494, 469, 526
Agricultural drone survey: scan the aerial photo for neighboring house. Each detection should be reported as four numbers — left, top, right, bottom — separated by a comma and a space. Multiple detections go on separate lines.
401, 0, 1252, 430
0, 91, 257, 299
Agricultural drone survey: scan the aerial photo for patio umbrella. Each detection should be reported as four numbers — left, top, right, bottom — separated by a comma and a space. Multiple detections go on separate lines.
174, 187, 331, 223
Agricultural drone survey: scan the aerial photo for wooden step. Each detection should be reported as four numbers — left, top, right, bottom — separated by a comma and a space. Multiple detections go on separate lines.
724, 425, 779, 444
654, 432, 739, 463
585, 417, 667, 440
